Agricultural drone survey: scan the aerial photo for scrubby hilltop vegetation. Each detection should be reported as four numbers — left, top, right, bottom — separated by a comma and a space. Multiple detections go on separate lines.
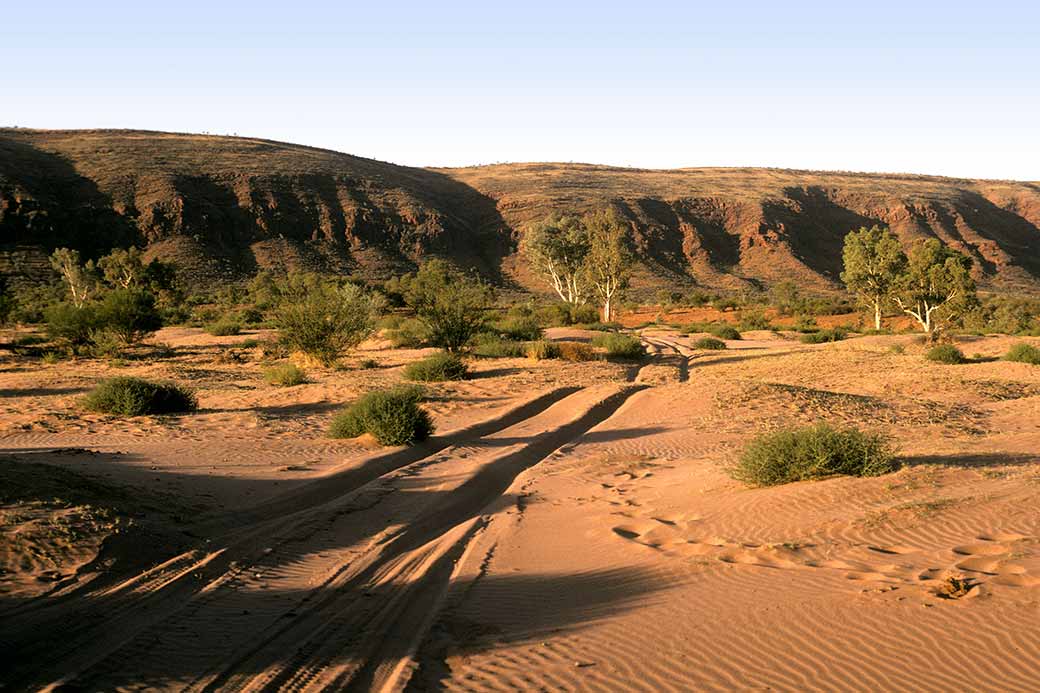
2, 128, 1039, 296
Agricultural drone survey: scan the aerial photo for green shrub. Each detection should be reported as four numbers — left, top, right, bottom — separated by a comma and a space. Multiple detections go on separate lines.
264, 363, 307, 386
88, 328, 125, 358
386, 317, 430, 348
494, 316, 543, 341
535, 303, 600, 327
526, 340, 562, 360
403, 351, 469, 382
738, 310, 774, 331
694, 337, 727, 350
276, 284, 379, 365
403, 260, 493, 352
205, 318, 243, 336
710, 324, 741, 340
591, 333, 644, 359
82, 377, 197, 416
472, 335, 527, 358
45, 302, 99, 345
801, 328, 848, 344
1004, 342, 1040, 365
96, 288, 163, 344
732, 423, 896, 486
926, 344, 966, 364
238, 306, 264, 324
358, 358, 379, 369
328, 386, 433, 445
683, 321, 740, 339
556, 341, 598, 361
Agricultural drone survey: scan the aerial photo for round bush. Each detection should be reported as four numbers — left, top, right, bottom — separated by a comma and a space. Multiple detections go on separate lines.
328, 386, 433, 445
591, 333, 644, 359
1005, 342, 1040, 365
694, 337, 727, 350
263, 363, 307, 386
206, 319, 242, 336
404, 352, 469, 381
926, 344, 966, 364
710, 325, 742, 340
82, 377, 198, 416
732, 423, 896, 487
556, 341, 598, 361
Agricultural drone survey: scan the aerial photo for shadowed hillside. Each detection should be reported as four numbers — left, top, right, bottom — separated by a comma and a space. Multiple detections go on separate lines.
2, 129, 1039, 293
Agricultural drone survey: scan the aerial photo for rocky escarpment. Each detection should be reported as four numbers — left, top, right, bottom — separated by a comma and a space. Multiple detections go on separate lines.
2, 129, 1038, 294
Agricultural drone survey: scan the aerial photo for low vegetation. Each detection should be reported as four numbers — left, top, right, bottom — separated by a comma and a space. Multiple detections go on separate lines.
693, 337, 727, 350
526, 340, 562, 360
1004, 342, 1040, 365
800, 328, 848, 344
403, 351, 469, 382
471, 335, 527, 358
82, 377, 198, 416
276, 283, 379, 365
925, 344, 966, 364
263, 363, 307, 386
732, 423, 896, 487
328, 385, 433, 445
556, 341, 598, 361
205, 318, 243, 336
591, 333, 644, 359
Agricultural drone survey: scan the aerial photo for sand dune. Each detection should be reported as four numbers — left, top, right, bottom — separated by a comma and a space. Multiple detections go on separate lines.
2, 327, 1040, 691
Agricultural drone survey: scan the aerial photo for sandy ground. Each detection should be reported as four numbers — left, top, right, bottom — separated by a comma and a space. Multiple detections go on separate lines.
2, 326, 1040, 691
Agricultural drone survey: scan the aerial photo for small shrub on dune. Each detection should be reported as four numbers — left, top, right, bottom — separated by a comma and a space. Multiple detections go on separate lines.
1005, 343, 1040, 365
591, 333, 644, 360
801, 328, 848, 344
328, 385, 433, 445
205, 318, 242, 336
926, 344, 966, 364
556, 341, 598, 361
525, 340, 562, 360
732, 423, 896, 487
710, 324, 742, 341
694, 337, 727, 350
82, 377, 197, 416
404, 351, 469, 382
358, 358, 379, 369
264, 363, 307, 386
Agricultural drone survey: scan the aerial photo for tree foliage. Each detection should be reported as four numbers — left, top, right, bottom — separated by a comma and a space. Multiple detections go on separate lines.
582, 208, 633, 322
520, 214, 589, 304
893, 239, 977, 335
840, 226, 907, 330
50, 248, 99, 306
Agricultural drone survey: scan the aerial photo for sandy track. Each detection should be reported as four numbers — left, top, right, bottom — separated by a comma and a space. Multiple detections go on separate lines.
1, 378, 647, 691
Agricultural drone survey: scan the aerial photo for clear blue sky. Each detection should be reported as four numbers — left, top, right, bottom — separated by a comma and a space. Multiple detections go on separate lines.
4, 1, 1038, 179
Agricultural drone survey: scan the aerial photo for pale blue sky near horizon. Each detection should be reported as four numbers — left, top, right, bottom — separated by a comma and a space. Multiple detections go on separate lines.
3, 1, 1038, 179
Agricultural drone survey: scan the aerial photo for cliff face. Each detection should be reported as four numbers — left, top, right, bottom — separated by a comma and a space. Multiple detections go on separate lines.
2, 129, 1038, 294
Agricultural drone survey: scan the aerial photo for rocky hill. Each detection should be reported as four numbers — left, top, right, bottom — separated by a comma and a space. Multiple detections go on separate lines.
2, 129, 1038, 294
